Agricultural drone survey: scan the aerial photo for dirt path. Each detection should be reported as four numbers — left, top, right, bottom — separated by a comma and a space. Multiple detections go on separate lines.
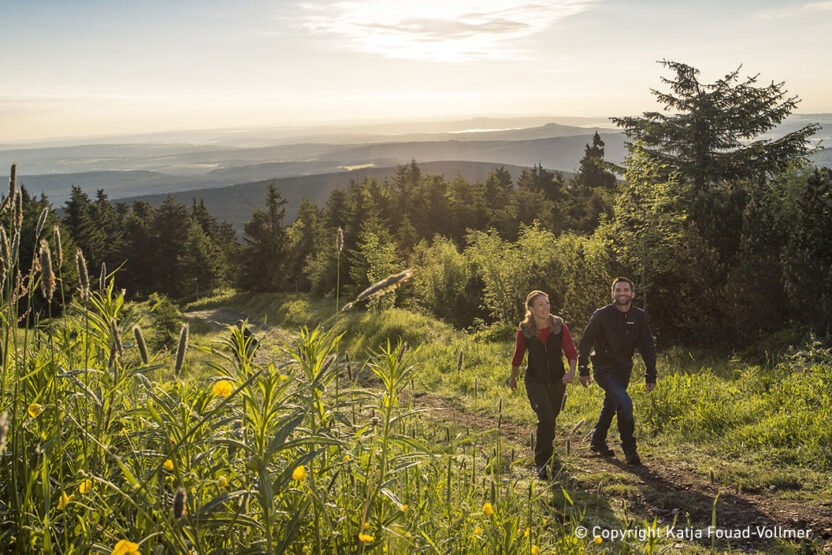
411, 393, 832, 552
184, 307, 291, 364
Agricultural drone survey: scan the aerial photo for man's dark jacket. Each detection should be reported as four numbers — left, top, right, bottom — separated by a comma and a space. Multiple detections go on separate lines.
577, 304, 657, 383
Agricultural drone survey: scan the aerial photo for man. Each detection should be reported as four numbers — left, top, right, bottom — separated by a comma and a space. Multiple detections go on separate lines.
578, 277, 656, 465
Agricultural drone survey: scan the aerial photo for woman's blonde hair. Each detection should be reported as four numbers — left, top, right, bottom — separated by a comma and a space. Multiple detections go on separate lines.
520, 290, 549, 336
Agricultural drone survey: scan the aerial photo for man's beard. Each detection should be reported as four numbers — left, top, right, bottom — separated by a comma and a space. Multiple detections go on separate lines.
614, 296, 632, 305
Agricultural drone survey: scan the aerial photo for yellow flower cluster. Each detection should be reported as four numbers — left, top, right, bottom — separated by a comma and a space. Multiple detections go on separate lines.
531, 546, 540, 555
163, 459, 174, 471
58, 491, 74, 510
212, 380, 233, 397
79, 479, 93, 494
27, 403, 44, 418
482, 502, 494, 516
358, 532, 374, 543
292, 466, 307, 481
112, 539, 141, 555
473, 525, 482, 536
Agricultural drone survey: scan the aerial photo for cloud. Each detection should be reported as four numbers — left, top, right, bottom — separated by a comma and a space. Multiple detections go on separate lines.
759, 1, 832, 19
300, 1, 597, 62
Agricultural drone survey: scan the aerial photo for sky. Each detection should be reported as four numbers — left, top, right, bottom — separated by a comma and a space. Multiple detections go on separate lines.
1, 0, 830, 143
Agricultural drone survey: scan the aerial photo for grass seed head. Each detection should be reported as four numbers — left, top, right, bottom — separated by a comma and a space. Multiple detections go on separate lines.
35, 207, 49, 239
75, 249, 90, 300
99, 262, 107, 291
174, 323, 189, 378
336, 226, 344, 253
0, 411, 9, 452
38, 241, 55, 301
7, 164, 16, 208
53, 226, 63, 268
110, 318, 124, 357
15, 193, 22, 230
173, 486, 187, 519
0, 227, 10, 267
132, 325, 149, 364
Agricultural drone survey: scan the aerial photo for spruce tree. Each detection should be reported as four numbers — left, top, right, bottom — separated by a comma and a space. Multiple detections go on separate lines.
238, 182, 288, 291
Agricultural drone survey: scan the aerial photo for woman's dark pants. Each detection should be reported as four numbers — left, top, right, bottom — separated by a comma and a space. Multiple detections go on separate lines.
591, 367, 636, 456
525, 379, 566, 468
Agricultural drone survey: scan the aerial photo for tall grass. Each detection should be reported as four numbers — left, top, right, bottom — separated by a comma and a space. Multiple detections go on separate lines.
1, 168, 602, 553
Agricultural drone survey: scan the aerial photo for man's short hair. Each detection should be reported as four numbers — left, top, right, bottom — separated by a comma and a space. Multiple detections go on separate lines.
611, 276, 634, 291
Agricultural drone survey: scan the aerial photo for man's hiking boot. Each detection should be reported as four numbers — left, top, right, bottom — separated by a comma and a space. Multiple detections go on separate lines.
590, 443, 614, 457
625, 452, 642, 466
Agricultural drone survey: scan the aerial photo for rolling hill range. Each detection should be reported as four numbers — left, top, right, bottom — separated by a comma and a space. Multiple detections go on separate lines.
14, 131, 622, 206
117, 161, 541, 231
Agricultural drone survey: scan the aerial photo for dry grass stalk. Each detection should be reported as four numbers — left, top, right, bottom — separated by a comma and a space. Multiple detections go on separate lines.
336, 226, 344, 253
172, 486, 187, 519
174, 323, 189, 378
75, 250, 90, 300
38, 240, 55, 302
133, 325, 149, 364
342, 268, 415, 311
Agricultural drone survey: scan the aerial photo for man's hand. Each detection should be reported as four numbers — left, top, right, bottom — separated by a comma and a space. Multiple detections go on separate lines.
509, 374, 517, 392
646, 382, 655, 393
579, 375, 591, 388
562, 369, 575, 384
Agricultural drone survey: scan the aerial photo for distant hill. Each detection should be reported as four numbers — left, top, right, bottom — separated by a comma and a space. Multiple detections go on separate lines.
17, 132, 621, 205
118, 161, 546, 232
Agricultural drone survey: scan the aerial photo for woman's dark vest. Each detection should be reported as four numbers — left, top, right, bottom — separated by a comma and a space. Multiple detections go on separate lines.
520, 319, 565, 383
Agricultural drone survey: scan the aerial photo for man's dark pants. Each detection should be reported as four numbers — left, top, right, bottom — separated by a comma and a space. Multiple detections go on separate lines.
591, 367, 637, 456
525, 379, 566, 468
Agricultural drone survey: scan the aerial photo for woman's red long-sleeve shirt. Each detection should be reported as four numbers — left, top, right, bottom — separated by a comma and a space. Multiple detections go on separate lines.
511, 324, 578, 367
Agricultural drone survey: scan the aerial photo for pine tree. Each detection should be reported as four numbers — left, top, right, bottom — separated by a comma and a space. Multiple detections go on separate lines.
238, 182, 288, 291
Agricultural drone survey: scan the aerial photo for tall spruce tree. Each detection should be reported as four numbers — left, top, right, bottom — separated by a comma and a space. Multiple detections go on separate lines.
613, 60, 819, 191
238, 182, 288, 291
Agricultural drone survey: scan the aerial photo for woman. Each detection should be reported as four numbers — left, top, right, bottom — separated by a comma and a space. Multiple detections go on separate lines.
509, 290, 578, 479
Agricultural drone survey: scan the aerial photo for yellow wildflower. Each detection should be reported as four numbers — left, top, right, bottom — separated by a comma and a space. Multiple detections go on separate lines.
405, 532, 412, 539
79, 479, 93, 494
474, 525, 482, 536
27, 403, 44, 418
524, 527, 530, 538
399, 504, 408, 512
358, 532, 374, 543
594, 536, 603, 544
531, 546, 540, 555
344, 454, 350, 462
111, 539, 140, 555
217, 476, 228, 488
163, 459, 174, 471
57, 491, 74, 510
542, 518, 548, 525
362, 521, 370, 529
302, 546, 308, 552
212, 380, 233, 397
482, 502, 494, 516
292, 465, 307, 481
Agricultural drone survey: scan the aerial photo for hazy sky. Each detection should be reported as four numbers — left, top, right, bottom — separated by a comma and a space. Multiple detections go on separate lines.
1, 0, 830, 142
